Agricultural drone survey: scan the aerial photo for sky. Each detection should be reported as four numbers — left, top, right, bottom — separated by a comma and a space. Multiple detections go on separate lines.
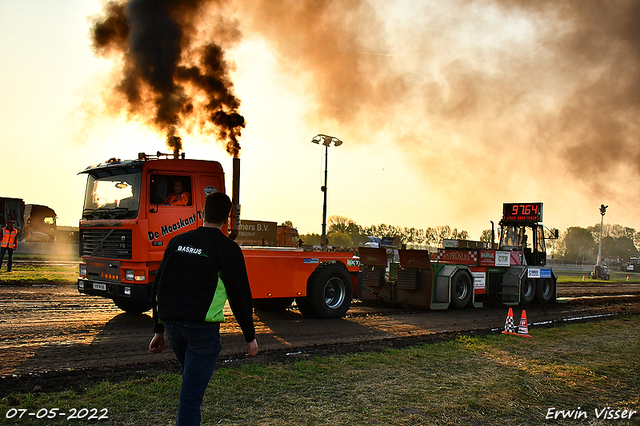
1, 0, 639, 240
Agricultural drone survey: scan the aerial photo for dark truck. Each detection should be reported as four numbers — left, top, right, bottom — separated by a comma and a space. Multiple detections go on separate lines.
23, 204, 58, 242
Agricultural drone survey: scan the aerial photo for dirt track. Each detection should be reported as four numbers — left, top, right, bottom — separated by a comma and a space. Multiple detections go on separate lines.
1, 281, 639, 395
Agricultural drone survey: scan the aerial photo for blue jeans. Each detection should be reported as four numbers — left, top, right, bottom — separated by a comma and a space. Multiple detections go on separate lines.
163, 321, 222, 426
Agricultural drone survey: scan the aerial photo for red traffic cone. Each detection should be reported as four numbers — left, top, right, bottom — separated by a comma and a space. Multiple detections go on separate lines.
502, 308, 516, 335
517, 310, 532, 338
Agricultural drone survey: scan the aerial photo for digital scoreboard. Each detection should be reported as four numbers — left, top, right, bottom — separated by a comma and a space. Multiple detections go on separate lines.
502, 203, 543, 222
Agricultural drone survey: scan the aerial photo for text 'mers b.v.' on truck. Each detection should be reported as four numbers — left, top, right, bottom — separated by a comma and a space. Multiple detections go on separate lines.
76, 153, 360, 319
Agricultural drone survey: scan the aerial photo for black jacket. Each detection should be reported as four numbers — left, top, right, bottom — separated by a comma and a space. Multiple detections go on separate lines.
152, 226, 255, 342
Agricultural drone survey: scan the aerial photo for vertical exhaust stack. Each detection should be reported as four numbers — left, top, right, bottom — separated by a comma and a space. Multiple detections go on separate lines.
229, 157, 241, 240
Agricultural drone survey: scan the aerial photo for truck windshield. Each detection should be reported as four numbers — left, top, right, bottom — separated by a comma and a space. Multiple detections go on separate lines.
82, 170, 142, 220
500, 224, 544, 253
500, 225, 524, 250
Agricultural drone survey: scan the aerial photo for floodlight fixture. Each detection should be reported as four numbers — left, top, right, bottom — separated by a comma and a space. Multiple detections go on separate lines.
310, 134, 343, 250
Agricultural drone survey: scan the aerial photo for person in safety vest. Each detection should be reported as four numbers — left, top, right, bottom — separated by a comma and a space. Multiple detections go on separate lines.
1, 220, 19, 272
165, 179, 191, 206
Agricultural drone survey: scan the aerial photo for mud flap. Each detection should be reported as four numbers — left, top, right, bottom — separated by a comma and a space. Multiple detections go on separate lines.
431, 264, 457, 310
501, 265, 526, 305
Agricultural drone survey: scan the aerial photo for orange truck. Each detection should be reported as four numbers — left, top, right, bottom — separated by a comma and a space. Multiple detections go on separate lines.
77, 153, 360, 319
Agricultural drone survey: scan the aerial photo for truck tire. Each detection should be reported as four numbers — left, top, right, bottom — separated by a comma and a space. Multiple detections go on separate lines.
114, 300, 152, 314
520, 278, 536, 305
296, 263, 353, 319
253, 297, 294, 312
450, 271, 472, 308
535, 278, 555, 304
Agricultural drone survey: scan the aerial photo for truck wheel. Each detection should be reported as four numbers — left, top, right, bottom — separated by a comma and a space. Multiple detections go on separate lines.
450, 271, 472, 308
535, 278, 555, 304
253, 297, 294, 312
296, 264, 353, 319
520, 279, 536, 305
115, 300, 151, 314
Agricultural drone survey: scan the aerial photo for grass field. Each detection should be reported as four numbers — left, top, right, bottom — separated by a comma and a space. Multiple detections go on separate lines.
1, 316, 639, 425
556, 271, 640, 284
0, 253, 79, 286
0, 265, 77, 285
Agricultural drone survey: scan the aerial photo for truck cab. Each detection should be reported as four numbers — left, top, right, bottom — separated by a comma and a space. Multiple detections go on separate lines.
24, 204, 57, 242
499, 223, 548, 266
77, 153, 226, 313
498, 202, 557, 266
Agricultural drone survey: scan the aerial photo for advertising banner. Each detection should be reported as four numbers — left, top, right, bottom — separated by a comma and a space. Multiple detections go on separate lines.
236, 220, 277, 246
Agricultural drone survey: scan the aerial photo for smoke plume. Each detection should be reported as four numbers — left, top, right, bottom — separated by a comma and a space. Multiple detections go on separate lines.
231, 0, 640, 229
88, 0, 640, 231
90, 0, 245, 157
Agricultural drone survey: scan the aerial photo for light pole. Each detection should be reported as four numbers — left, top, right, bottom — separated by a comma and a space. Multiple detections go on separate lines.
597, 204, 608, 266
311, 134, 343, 250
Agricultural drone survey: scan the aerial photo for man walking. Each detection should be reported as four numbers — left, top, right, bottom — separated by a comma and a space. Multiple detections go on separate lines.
0, 220, 19, 272
149, 192, 258, 425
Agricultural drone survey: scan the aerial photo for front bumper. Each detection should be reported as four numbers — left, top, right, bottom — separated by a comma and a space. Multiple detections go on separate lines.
77, 277, 151, 304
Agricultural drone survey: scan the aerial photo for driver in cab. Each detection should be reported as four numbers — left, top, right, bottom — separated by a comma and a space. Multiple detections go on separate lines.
165, 179, 191, 206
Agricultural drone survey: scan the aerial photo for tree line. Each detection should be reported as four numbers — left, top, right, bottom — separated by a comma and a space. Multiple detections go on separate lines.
293, 216, 640, 263
551, 223, 639, 263
297, 215, 469, 249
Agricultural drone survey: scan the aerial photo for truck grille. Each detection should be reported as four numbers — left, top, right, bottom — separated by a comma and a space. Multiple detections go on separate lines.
81, 229, 133, 259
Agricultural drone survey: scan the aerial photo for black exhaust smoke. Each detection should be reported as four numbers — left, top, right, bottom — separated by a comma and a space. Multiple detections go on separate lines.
90, 0, 245, 157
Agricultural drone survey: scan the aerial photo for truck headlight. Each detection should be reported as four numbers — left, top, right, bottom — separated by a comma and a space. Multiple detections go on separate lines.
134, 270, 146, 282
79, 264, 87, 277
125, 269, 134, 281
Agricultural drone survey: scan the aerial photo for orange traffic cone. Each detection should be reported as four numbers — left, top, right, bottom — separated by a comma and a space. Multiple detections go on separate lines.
517, 310, 532, 338
502, 308, 516, 335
